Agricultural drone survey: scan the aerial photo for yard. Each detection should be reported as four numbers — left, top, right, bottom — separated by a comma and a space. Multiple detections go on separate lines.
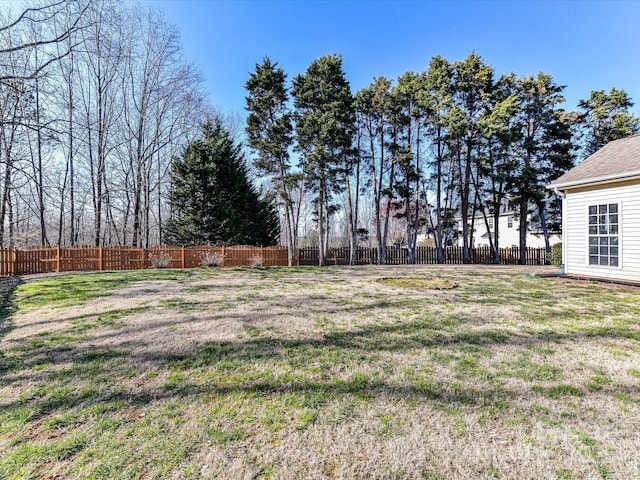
1, 265, 639, 479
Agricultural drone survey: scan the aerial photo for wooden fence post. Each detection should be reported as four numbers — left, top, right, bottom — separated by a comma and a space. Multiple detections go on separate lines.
181, 247, 185, 269
98, 247, 103, 271
56, 246, 62, 272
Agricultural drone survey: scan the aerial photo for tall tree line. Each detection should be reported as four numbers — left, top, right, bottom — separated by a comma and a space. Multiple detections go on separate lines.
245, 53, 639, 265
0, 2, 637, 257
0, 0, 207, 248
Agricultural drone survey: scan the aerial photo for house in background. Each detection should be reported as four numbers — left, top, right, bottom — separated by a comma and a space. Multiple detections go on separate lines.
549, 135, 640, 282
455, 210, 561, 249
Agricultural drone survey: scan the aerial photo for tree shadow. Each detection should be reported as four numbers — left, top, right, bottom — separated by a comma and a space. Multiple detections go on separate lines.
2, 270, 640, 448
0, 275, 23, 337
3, 310, 639, 421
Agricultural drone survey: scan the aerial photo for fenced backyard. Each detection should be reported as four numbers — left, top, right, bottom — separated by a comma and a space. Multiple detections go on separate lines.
0, 244, 550, 276
1, 265, 639, 478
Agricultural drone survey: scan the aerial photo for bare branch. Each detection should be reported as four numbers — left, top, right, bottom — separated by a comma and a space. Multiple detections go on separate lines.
0, 1, 90, 81
0, 0, 68, 34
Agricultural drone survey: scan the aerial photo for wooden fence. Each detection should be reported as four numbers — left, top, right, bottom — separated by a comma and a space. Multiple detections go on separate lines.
298, 246, 548, 266
3, 245, 289, 276
0, 244, 549, 277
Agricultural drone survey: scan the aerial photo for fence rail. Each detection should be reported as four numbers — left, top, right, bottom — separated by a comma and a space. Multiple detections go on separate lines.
0, 244, 549, 277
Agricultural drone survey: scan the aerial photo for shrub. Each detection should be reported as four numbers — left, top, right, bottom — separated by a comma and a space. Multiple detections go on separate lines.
148, 252, 172, 268
392, 237, 407, 248
250, 255, 264, 267
200, 251, 224, 267
550, 242, 562, 267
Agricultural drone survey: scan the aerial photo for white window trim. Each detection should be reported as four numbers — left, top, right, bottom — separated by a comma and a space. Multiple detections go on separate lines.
585, 201, 622, 270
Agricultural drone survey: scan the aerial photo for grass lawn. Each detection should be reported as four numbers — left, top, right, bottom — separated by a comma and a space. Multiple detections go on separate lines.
1, 265, 639, 479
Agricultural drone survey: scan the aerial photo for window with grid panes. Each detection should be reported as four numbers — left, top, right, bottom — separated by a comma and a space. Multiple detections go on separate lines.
588, 204, 619, 266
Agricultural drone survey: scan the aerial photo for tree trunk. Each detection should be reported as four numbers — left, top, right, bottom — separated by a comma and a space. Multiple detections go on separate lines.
57, 161, 69, 246
458, 145, 470, 264
317, 182, 326, 267
68, 34, 76, 246
29, 70, 49, 246
435, 128, 445, 264
538, 200, 551, 253
381, 160, 395, 264
519, 196, 528, 265
352, 145, 361, 265
374, 131, 384, 264
492, 211, 500, 264
345, 172, 356, 266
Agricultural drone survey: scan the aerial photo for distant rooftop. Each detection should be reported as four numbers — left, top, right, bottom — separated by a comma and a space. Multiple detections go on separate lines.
550, 136, 640, 189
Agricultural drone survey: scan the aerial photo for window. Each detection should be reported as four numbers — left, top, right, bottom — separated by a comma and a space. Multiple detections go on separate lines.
588, 204, 619, 267
507, 216, 513, 228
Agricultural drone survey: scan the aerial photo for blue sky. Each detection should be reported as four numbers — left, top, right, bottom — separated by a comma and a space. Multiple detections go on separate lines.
148, 0, 640, 118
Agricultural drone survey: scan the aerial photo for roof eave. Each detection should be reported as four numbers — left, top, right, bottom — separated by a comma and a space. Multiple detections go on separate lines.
548, 170, 640, 191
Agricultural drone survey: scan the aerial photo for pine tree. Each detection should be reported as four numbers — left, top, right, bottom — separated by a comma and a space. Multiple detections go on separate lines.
292, 54, 355, 266
451, 53, 494, 263
390, 70, 429, 264
578, 88, 639, 156
511, 73, 574, 261
476, 73, 520, 263
354, 76, 393, 264
423, 55, 456, 264
245, 57, 299, 265
163, 120, 280, 247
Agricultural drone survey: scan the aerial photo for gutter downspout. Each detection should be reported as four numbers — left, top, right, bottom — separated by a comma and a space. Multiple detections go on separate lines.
553, 186, 567, 274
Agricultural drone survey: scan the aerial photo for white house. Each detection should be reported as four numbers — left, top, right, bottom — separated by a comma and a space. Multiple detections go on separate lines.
456, 211, 561, 249
549, 136, 640, 282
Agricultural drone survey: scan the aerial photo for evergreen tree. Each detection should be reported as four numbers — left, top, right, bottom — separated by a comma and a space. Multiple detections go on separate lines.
476, 73, 520, 263
390, 70, 428, 264
511, 73, 574, 261
163, 120, 280, 247
245, 57, 300, 265
354, 76, 393, 264
292, 54, 355, 266
578, 87, 639, 156
423, 55, 456, 264
451, 53, 494, 263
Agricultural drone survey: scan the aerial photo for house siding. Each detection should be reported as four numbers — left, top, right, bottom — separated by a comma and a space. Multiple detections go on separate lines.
459, 213, 561, 249
564, 180, 640, 281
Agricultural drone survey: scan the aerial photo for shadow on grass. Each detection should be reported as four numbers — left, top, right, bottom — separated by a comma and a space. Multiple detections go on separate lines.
0, 275, 23, 335
3, 268, 640, 440
2, 268, 638, 478
3, 312, 639, 423
0, 276, 24, 379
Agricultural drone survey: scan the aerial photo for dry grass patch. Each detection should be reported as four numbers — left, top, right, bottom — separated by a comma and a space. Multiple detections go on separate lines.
375, 276, 459, 290
1, 265, 640, 479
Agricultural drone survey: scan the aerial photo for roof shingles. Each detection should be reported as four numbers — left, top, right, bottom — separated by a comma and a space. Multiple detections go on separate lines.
550, 135, 640, 188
